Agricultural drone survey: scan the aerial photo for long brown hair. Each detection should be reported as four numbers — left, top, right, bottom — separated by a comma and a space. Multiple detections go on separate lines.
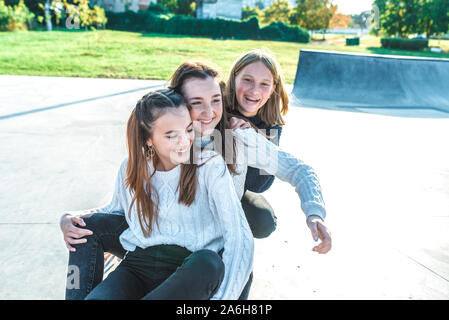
169, 61, 238, 175
125, 89, 199, 237
225, 48, 289, 126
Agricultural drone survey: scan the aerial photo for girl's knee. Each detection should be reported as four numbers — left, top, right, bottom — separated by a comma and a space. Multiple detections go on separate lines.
82, 213, 104, 230
188, 249, 225, 282
251, 210, 277, 239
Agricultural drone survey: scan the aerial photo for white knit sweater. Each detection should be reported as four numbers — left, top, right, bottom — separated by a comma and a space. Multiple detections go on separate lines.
70, 151, 254, 300
196, 127, 326, 220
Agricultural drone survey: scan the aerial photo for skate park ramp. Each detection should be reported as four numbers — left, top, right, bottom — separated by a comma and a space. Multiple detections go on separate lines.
292, 50, 449, 118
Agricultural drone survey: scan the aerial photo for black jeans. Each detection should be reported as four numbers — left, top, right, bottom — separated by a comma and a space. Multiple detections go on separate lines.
241, 190, 277, 239
64, 194, 269, 300
85, 245, 224, 300
65, 213, 252, 300
66, 213, 128, 300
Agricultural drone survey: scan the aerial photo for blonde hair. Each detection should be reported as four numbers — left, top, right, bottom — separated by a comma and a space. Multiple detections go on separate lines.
225, 48, 289, 126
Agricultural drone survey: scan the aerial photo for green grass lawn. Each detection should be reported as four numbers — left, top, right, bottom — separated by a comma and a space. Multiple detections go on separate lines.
1, 30, 449, 84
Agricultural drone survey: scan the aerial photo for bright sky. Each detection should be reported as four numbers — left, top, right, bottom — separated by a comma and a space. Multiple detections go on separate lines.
332, 0, 374, 15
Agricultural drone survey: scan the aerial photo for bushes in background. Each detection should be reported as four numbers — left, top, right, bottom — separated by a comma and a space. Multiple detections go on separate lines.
260, 21, 309, 42
0, 0, 310, 43
105, 10, 309, 43
346, 37, 360, 46
381, 38, 429, 51
2, 0, 108, 31
0, 0, 34, 31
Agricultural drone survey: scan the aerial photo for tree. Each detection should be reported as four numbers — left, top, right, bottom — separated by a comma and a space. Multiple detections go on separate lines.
350, 10, 372, 31
158, 0, 195, 16
289, 0, 337, 39
242, 5, 261, 20
261, 0, 292, 24
374, 0, 449, 38
255, 0, 265, 10
175, 0, 195, 16
0, 0, 35, 31
38, 0, 61, 31
157, 0, 177, 12
419, 0, 449, 38
37, 0, 107, 31
330, 12, 351, 29
5, 0, 43, 17
373, 0, 416, 37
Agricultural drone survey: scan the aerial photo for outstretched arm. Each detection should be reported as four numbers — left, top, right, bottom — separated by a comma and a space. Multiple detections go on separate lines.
234, 128, 331, 253
306, 215, 332, 254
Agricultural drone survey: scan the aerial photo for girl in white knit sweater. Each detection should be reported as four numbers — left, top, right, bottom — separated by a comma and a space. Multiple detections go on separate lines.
63, 89, 254, 300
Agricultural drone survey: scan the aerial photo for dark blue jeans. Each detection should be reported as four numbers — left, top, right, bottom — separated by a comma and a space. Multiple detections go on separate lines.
66, 213, 128, 300
241, 190, 277, 239
85, 245, 224, 300
65, 213, 253, 300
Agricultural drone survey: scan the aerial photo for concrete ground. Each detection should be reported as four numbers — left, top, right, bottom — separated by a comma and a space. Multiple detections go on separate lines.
0, 75, 448, 300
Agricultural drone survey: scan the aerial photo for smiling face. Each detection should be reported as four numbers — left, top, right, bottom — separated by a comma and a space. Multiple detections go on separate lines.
146, 105, 194, 171
234, 61, 275, 118
181, 77, 223, 136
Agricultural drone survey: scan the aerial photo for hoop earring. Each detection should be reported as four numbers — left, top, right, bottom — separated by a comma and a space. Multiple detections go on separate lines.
146, 145, 155, 159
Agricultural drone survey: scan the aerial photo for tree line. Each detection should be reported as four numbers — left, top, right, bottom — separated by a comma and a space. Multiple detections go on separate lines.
374, 0, 449, 38
3, 0, 449, 39
243, 0, 337, 37
245, 0, 449, 38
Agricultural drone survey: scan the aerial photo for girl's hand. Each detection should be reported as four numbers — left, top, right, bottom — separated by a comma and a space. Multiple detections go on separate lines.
229, 117, 251, 130
59, 213, 93, 252
306, 215, 332, 254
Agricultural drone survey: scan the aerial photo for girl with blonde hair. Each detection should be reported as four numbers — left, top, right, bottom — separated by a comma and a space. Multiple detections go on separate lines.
225, 48, 292, 239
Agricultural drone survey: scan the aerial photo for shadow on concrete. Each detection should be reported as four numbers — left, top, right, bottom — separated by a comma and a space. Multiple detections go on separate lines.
0, 84, 164, 121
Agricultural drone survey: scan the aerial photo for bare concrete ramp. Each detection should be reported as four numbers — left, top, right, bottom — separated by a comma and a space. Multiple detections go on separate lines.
292, 50, 449, 118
